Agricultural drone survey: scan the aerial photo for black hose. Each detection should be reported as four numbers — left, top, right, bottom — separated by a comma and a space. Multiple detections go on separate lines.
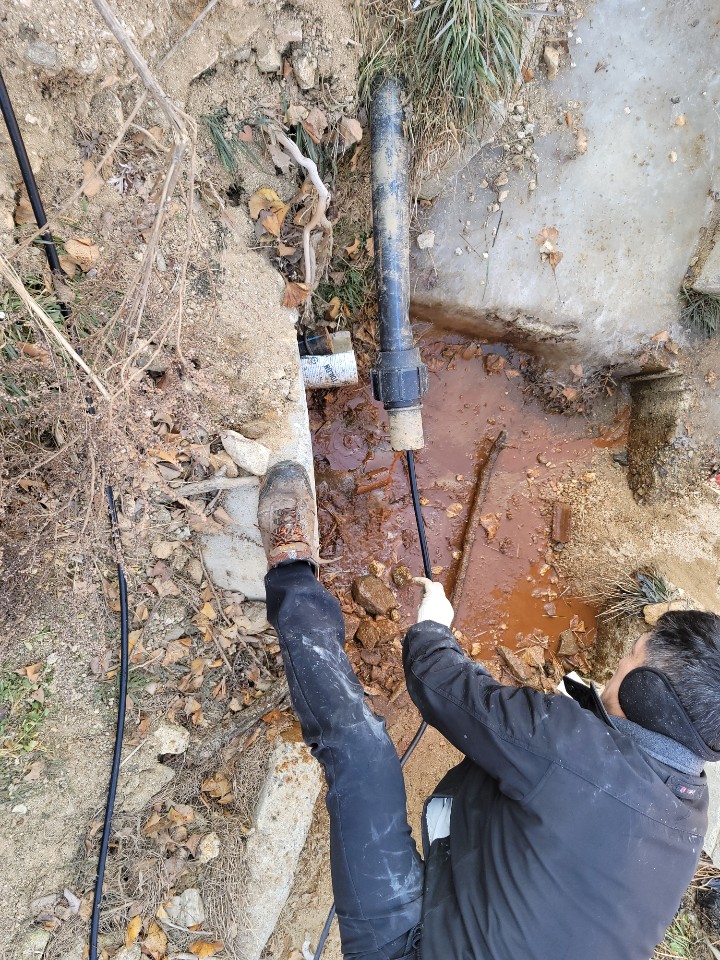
0, 76, 127, 958
90, 487, 129, 960
313, 449, 431, 960
0, 68, 70, 320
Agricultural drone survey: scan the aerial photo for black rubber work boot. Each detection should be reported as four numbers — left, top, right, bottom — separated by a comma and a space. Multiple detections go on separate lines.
258, 461, 318, 570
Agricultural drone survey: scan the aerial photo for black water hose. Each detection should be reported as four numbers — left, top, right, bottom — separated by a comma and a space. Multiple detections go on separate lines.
0, 69, 69, 319
0, 72, 128, 960
313, 448, 431, 960
369, 79, 428, 452
90, 487, 129, 960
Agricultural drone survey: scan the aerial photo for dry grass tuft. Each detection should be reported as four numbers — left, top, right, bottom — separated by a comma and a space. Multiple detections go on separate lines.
358, 0, 524, 180
589, 568, 677, 622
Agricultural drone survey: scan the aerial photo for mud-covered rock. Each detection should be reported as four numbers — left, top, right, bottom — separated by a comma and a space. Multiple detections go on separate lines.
343, 613, 360, 642
356, 618, 398, 651
352, 575, 397, 617
293, 48, 317, 90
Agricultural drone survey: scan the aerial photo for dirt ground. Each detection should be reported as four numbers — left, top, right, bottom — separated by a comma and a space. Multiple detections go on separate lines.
1, 2, 720, 960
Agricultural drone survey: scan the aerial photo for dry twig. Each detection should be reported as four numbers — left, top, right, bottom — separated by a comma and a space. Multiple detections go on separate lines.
0, 253, 110, 399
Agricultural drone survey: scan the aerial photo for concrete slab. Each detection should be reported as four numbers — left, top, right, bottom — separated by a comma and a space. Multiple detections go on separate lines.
201, 245, 317, 601
235, 739, 322, 960
412, 0, 720, 371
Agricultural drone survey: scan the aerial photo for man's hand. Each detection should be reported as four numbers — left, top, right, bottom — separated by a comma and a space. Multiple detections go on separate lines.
413, 577, 455, 628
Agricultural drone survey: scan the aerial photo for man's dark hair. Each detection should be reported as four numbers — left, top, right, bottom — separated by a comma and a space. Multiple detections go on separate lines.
645, 611, 720, 751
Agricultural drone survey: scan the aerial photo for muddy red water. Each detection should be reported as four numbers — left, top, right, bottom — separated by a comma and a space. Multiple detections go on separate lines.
311, 337, 620, 704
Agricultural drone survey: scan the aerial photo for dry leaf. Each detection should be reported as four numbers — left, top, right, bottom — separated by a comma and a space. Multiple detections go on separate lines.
18, 342, 50, 362
675, 114, 687, 127
576, 128, 588, 155
248, 187, 287, 221
19, 662, 43, 683
480, 513, 500, 541
189, 942, 224, 959
569, 363, 584, 380
58, 254, 78, 277
81, 159, 105, 198
651, 330, 670, 342
339, 116, 363, 146
65, 237, 99, 272
14, 196, 35, 226
277, 241, 297, 256
142, 920, 167, 960
301, 106, 328, 144
535, 226, 560, 249
522, 65, 534, 82
344, 238, 360, 257
268, 141, 293, 174
547, 250, 564, 271
125, 915, 142, 948
282, 280, 311, 308
238, 125, 254, 142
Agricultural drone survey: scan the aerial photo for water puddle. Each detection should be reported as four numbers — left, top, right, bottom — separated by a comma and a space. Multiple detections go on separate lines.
311, 337, 625, 709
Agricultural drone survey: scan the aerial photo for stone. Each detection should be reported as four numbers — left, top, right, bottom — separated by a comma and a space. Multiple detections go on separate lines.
230, 47, 253, 63
356, 618, 398, 651
24, 41, 60, 71
165, 888, 205, 928
642, 599, 690, 626
89, 90, 124, 135
275, 20, 303, 49
557, 629, 580, 657
692, 238, 720, 297
235, 739, 322, 960
343, 613, 360, 642
352, 575, 397, 617
76, 52, 99, 75
417, 230, 435, 250
293, 48, 318, 90
112, 946, 141, 960
551, 503, 572, 543
153, 722, 190, 755
255, 39, 282, 74
544, 43, 560, 79
13, 927, 51, 959
198, 831, 221, 863
220, 430, 271, 476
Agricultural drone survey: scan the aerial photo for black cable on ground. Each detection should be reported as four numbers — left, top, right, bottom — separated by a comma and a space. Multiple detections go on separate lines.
0, 68, 70, 320
313, 449, 431, 960
0, 74, 128, 959
90, 487, 129, 960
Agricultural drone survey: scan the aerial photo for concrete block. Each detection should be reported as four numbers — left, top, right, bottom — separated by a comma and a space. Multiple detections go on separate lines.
693, 238, 720, 297
412, 0, 720, 371
235, 739, 322, 960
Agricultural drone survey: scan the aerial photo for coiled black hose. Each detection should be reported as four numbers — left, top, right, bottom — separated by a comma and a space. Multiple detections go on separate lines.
313, 449, 431, 960
0, 69, 129, 960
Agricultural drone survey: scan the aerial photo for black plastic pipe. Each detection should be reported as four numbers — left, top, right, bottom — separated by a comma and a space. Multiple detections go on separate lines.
0, 69, 69, 319
369, 78, 428, 451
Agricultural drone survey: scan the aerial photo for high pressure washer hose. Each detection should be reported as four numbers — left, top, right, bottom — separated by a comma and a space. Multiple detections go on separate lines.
0, 68, 129, 960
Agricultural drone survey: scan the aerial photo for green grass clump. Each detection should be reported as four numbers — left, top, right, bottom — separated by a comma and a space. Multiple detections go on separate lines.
681, 285, 720, 336
359, 0, 524, 175
0, 663, 52, 760
201, 107, 264, 174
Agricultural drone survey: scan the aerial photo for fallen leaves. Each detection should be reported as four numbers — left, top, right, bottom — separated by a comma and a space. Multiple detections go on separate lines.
64, 237, 100, 272
125, 915, 142, 948
201, 771, 234, 805
282, 280, 311, 308
189, 941, 224, 958
300, 106, 328, 144
81, 159, 105, 198
535, 226, 563, 272
141, 920, 167, 960
248, 187, 290, 240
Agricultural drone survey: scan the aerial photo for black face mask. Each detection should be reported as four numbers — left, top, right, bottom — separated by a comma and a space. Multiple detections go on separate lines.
618, 667, 720, 763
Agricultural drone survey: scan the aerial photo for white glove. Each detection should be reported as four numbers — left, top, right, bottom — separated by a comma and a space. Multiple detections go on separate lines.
414, 577, 455, 628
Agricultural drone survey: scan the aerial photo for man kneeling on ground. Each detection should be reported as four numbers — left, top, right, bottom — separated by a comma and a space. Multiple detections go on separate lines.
258, 460, 720, 960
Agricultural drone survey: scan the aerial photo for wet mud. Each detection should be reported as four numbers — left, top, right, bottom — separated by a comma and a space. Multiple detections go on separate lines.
311, 336, 625, 716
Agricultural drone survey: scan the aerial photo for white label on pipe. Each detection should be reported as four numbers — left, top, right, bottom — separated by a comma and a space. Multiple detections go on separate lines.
301, 352, 358, 389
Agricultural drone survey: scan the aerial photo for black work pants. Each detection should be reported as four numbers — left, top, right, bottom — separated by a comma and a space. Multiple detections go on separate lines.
265, 561, 423, 960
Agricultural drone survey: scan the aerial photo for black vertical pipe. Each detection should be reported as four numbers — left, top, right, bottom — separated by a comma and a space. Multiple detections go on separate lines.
369, 78, 428, 450
0, 68, 69, 318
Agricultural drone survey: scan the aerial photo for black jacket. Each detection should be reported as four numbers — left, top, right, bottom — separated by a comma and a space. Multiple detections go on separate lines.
403, 622, 708, 960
